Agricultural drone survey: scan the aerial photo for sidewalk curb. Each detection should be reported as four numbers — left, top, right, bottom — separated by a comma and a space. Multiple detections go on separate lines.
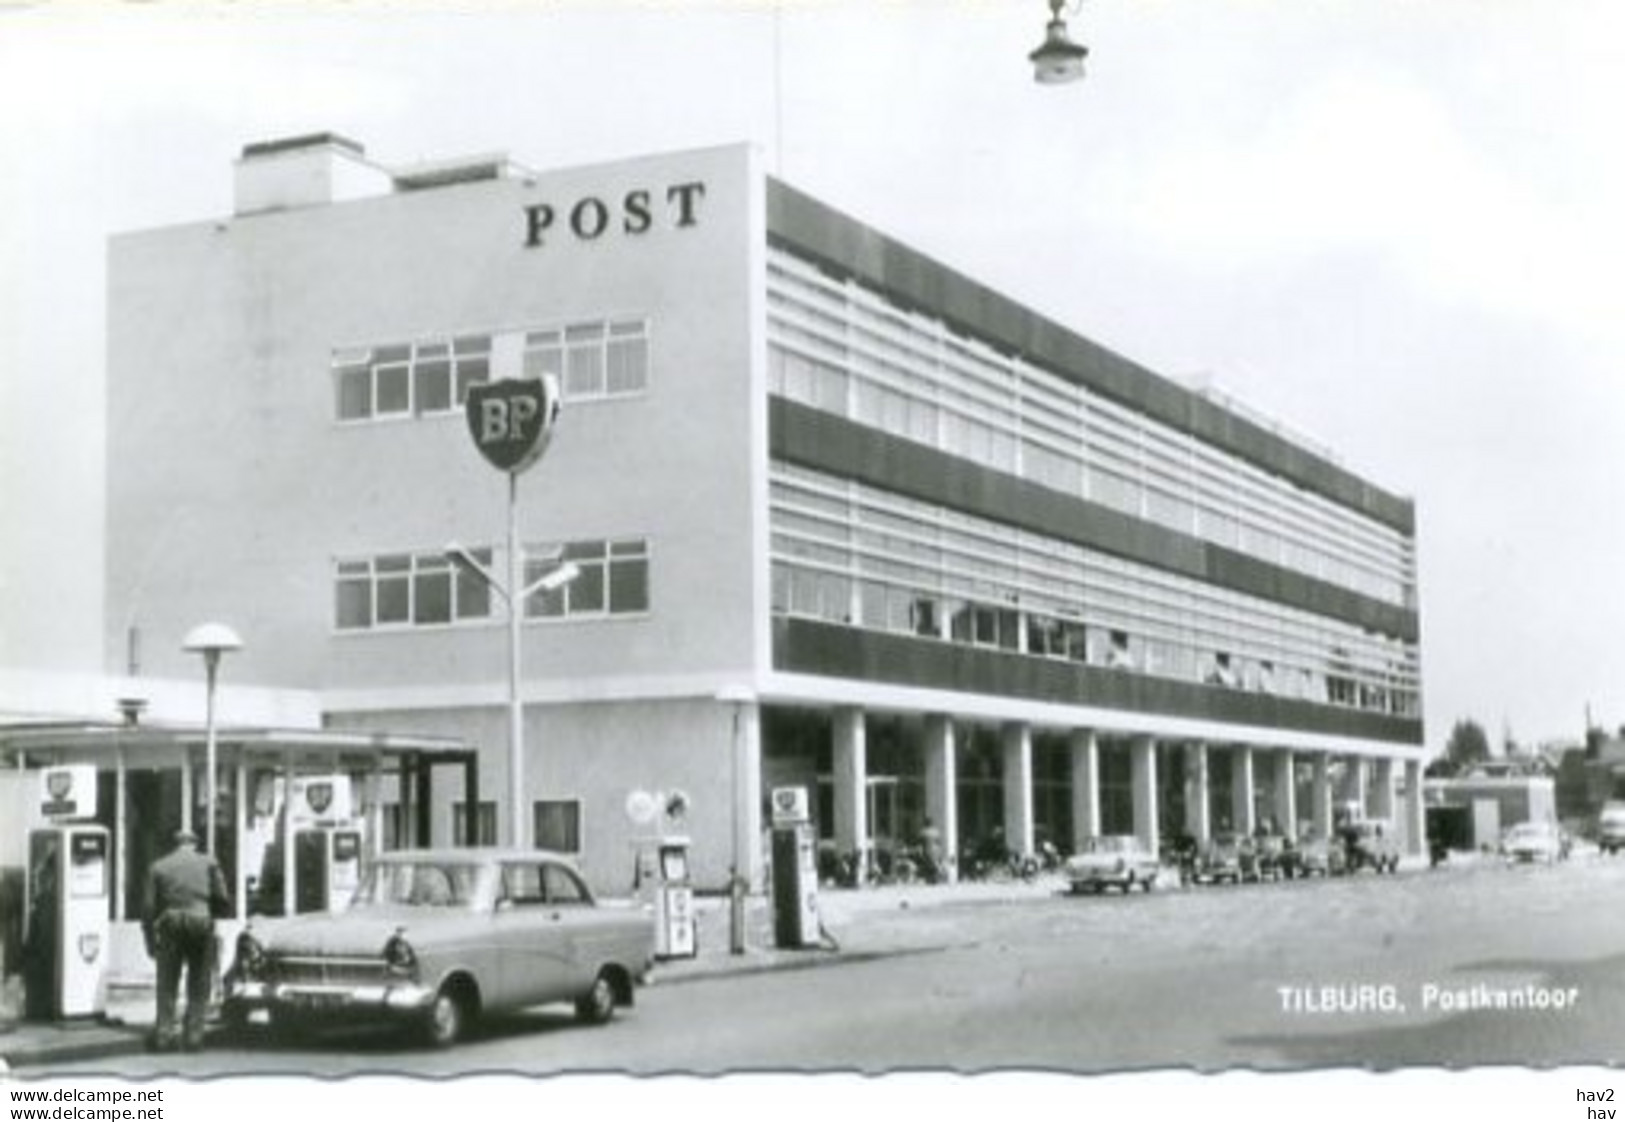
0, 944, 958, 1069
648, 943, 954, 988
1, 882, 1054, 1070
1, 1025, 150, 1071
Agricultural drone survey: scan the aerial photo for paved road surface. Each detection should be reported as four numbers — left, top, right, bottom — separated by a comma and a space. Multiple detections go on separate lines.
46, 853, 1625, 1076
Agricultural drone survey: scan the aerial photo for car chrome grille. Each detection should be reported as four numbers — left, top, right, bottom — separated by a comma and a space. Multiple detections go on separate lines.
266, 955, 388, 986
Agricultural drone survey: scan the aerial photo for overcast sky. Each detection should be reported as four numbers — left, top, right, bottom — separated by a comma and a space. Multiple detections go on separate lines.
3, 0, 1624, 751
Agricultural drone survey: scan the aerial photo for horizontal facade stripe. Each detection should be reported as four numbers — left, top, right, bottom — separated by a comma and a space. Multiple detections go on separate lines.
766, 179, 1415, 537
774, 617, 1424, 748
763, 671, 1427, 760
771, 398, 1420, 645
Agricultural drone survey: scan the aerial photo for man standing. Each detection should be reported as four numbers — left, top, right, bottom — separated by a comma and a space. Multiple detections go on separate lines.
143, 827, 230, 1052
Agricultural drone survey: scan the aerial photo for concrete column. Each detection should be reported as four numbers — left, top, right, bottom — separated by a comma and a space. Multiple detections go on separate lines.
233, 755, 248, 921
399, 755, 414, 849
734, 700, 764, 892
832, 707, 868, 884
924, 715, 959, 883
1312, 753, 1333, 840
1230, 746, 1255, 836
1069, 729, 1100, 849
1372, 756, 1396, 822
1183, 742, 1211, 842
1001, 722, 1034, 857
280, 748, 296, 918
180, 745, 194, 835
1404, 759, 1425, 858
1343, 756, 1370, 819
365, 761, 384, 861
114, 742, 127, 922
1131, 735, 1159, 859
1271, 750, 1296, 837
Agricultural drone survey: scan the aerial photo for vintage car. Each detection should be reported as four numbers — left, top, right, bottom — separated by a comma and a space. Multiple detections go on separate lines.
1192, 833, 1248, 885
1500, 821, 1570, 865
1341, 818, 1402, 874
223, 848, 656, 1047
1596, 803, 1625, 856
1250, 834, 1291, 881
1064, 834, 1160, 894
1282, 834, 1345, 878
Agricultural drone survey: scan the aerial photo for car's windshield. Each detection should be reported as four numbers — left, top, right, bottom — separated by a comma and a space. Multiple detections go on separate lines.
1087, 836, 1132, 854
356, 861, 487, 908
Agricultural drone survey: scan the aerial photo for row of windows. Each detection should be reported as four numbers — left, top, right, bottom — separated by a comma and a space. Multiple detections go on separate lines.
335, 335, 492, 421
334, 538, 650, 630
332, 318, 650, 422
774, 561, 1413, 716
767, 249, 1416, 609
769, 461, 1421, 718
772, 460, 1415, 681
522, 320, 649, 400
384, 799, 582, 854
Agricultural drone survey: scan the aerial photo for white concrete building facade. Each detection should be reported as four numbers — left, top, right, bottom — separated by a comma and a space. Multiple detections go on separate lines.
103, 133, 1426, 892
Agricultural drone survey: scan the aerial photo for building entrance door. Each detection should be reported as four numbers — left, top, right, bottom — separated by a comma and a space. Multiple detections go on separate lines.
866, 776, 900, 876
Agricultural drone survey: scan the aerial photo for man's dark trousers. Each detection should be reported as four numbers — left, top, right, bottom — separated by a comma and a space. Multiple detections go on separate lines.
153, 911, 215, 1050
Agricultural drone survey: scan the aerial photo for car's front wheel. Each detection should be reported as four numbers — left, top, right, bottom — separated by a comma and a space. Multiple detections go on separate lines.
422, 985, 472, 1048
218, 1001, 256, 1043
576, 971, 618, 1026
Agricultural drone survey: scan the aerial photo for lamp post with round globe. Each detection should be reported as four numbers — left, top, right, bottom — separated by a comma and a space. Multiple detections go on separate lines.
181, 622, 243, 857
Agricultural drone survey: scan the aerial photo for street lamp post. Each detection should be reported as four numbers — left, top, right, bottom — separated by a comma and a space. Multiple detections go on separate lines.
447, 542, 579, 848
1029, 0, 1088, 84
716, 685, 755, 955
461, 372, 563, 848
181, 622, 243, 858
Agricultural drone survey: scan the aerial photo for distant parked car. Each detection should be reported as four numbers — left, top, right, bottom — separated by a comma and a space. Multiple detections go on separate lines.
1341, 819, 1402, 874
1500, 821, 1569, 865
1193, 833, 1248, 885
223, 848, 656, 1047
1288, 834, 1346, 877
1597, 803, 1625, 856
1065, 834, 1161, 894
1251, 834, 1291, 881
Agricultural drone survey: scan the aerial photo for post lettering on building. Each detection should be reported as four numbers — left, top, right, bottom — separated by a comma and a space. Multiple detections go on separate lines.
523, 181, 706, 248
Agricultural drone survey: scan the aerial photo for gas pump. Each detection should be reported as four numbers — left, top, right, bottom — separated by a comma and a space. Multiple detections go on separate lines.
292, 828, 362, 913
23, 765, 110, 1020
250, 774, 362, 915
652, 836, 696, 960
769, 786, 819, 949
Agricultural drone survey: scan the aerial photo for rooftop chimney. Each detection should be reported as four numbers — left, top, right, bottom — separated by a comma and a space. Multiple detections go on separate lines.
233, 132, 391, 216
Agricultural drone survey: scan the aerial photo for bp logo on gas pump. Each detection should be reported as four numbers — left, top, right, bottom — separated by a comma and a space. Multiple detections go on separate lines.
39, 765, 97, 819
77, 932, 101, 964
305, 781, 334, 816
771, 786, 809, 826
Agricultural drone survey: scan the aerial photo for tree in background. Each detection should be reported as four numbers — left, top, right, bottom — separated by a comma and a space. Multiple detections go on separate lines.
1425, 718, 1492, 778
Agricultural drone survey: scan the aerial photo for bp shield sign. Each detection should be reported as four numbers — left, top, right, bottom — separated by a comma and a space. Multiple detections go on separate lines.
465, 374, 561, 474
